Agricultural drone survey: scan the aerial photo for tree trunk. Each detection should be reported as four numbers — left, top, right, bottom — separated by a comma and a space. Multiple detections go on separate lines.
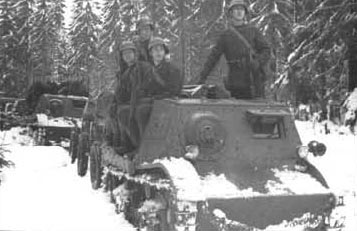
348, 1, 357, 91
179, 0, 186, 81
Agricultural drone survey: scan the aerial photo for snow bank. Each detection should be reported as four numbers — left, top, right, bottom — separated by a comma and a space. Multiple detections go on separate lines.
344, 88, 357, 111
295, 120, 357, 230
0, 127, 34, 146
36, 113, 82, 127
0, 144, 135, 231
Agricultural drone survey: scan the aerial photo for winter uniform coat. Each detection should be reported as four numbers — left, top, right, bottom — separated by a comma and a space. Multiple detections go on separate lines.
112, 61, 164, 149
114, 61, 163, 105
150, 60, 183, 98
134, 38, 152, 63
116, 38, 152, 80
199, 23, 270, 99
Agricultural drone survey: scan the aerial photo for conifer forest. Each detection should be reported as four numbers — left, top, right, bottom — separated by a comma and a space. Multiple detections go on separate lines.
1, 0, 357, 103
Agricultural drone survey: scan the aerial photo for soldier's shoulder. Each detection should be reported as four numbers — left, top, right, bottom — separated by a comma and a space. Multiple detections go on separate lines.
138, 61, 154, 70
244, 23, 261, 32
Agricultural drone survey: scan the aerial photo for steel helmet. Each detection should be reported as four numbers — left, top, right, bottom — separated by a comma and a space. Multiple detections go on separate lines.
228, 0, 248, 12
137, 15, 154, 30
120, 41, 136, 53
148, 37, 169, 54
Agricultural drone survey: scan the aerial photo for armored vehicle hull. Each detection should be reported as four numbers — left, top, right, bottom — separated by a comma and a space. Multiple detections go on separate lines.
87, 97, 340, 230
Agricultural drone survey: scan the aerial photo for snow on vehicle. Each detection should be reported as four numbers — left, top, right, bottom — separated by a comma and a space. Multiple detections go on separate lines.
29, 94, 87, 146
84, 85, 341, 230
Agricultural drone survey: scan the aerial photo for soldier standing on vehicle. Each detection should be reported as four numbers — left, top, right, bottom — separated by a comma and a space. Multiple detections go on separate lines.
134, 15, 155, 63
111, 41, 164, 155
198, 0, 271, 99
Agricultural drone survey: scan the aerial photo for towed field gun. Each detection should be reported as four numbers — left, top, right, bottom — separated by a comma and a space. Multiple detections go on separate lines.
28, 94, 88, 146
73, 85, 343, 231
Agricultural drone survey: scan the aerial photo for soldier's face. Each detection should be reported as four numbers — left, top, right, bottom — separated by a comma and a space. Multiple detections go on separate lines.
139, 25, 153, 41
151, 45, 166, 63
122, 49, 136, 65
231, 5, 246, 20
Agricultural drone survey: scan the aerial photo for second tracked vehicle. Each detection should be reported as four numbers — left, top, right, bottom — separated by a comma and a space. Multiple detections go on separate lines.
80, 85, 341, 231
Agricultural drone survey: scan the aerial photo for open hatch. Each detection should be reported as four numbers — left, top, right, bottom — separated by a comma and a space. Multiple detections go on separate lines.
246, 109, 290, 139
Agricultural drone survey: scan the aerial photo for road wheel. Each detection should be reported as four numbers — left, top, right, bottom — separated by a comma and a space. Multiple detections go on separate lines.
77, 133, 89, 177
69, 131, 79, 164
90, 144, 103, 190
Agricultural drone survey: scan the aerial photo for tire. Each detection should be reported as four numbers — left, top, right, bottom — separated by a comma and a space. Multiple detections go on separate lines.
90, 144, 103, 190
77, 133, 89, 177
69, 131, 78, 164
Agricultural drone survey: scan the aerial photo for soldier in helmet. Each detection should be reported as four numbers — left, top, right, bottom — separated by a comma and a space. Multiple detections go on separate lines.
148, 37, 183, 98
134, 15, 155, 63
111, 40, 164, 154
132, 37, 184, 138
198, 0, 271, 99
117, 40, 137, 77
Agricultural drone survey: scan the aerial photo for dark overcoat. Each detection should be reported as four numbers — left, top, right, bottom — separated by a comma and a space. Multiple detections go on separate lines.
199, 23, 270, 98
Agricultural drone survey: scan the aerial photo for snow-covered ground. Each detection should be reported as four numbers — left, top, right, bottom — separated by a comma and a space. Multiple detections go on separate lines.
0, 128, 135, 231
0, 120, 356, 230
295, 121, 357, 230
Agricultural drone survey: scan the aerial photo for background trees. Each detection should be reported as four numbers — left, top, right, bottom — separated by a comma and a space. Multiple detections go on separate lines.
0, 0, 19, 96
67, 0, 101, 92
0, 0, 356, 104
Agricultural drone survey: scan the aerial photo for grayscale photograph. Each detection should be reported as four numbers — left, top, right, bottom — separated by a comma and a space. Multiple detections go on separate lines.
0, 0, 356, 230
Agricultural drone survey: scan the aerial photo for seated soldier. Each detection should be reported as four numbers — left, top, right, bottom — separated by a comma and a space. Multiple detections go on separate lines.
133, 37, 184, 140
112, 40, 164, 155
148, 37, 183, 98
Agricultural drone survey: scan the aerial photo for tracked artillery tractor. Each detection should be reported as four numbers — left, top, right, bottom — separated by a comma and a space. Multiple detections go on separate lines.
88, 85, 342, 231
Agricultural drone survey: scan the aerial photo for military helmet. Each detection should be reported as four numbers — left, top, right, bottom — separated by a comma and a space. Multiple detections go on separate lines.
148, 37, 169, 54
120, 41, 136, 53
228, 0, 248, 12
137, 15, 154, 30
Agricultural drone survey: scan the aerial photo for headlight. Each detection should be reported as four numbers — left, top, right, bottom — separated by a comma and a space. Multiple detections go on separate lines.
297, 145, 309, 159
308, 140, 327, 156
185, 145, 199, 160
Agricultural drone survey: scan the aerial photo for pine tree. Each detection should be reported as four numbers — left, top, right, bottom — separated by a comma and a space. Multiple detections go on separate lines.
0, 0, 18, 96
49, 0, 66, 82
68, 0, 101, 91
30, 0, 58, 82
0, 145, 13, 184
250, 0, 294, 73
14, 0, 35, 91
100, 0, 121, 54
97, 0, 123, 91
287, 0, 356, 102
